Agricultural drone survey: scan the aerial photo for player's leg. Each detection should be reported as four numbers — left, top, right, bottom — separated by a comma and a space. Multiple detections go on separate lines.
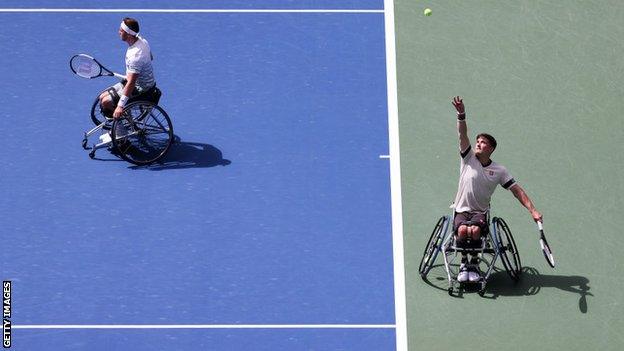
454, 212, 470, 244
99, 82, 124, 118
454, 213, 471, 282
466, 213, 487, 282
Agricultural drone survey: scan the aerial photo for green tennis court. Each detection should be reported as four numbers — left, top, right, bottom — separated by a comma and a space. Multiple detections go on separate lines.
396, 1, 624, 350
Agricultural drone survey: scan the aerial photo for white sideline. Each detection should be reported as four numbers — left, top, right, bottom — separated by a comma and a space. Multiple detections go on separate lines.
383, 1, 408, 351
14, 324, 395, 329
0, 8, 383, 13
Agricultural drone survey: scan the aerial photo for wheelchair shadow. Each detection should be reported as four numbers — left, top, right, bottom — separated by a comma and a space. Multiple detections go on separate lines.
422, 265, 592, 313
129, 135, 231, 170
485, 266, 592, 313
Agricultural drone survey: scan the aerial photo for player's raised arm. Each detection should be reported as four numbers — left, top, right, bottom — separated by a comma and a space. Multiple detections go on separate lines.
452, 96, 470, 153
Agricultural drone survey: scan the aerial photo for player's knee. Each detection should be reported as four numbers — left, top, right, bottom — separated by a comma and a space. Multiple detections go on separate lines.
471, 225, 481, 239
100, 95, 112, 108
457, 225, 469, 240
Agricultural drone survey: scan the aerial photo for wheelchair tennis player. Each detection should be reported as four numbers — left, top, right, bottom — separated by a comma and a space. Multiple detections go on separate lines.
73, 18, 173, 165
450, 96, 542, 283
99, 17, 159, 119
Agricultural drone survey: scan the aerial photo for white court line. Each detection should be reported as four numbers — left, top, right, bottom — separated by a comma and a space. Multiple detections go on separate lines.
0, 8, 383, 13
383, 1, 408, 351
14, 324, 395, 329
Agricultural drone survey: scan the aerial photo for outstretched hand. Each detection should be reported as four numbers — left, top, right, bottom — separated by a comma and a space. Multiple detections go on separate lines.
532, 210, 543, 223
452, 96, 465, 114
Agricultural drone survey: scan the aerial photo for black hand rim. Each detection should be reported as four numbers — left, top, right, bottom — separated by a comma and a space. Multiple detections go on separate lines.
494, 217, 522, 281
418, 216, 448, 278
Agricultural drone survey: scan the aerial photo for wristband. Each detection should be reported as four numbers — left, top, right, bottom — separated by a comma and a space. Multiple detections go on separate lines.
117, 95, 129, 108
457, 112, 466, 120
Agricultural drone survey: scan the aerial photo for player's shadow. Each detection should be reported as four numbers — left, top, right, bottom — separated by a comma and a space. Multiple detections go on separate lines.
485, 266, 592, 313
423, 265, 591, 313
130, 135, 231, 170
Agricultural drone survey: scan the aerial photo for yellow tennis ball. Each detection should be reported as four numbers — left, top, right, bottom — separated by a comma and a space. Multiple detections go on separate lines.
424, 8, 432, 16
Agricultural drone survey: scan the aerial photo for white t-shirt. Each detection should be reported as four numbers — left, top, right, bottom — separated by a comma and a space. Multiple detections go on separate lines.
125, 37, 155, 92
452, 146, 516, 213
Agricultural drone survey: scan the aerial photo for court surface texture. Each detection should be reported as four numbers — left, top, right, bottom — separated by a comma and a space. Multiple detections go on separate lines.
1, 0, 406, 350
398, 1, 624, 350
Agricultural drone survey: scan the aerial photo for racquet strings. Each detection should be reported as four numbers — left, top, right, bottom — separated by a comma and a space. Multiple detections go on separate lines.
71, 54, 101, 78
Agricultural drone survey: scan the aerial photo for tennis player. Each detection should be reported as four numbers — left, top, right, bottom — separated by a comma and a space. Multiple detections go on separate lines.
451, 96, 542, 283
99, 17, 157, 119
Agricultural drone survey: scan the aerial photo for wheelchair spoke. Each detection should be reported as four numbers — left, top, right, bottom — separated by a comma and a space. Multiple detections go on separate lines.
146, 111, 169, 132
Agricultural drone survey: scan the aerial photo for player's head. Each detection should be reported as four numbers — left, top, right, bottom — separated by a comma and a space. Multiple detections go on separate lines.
475, 133, 497, 156
119, 17, 140, 40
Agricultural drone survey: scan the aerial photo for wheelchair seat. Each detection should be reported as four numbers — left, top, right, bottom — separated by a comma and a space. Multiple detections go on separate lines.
453, 237, 484, 250
128, 85, 161, 105
451, 213, 490, 251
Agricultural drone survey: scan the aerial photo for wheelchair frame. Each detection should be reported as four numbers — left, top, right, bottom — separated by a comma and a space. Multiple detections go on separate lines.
82, 89, 174, 166
418, 211, 521, 296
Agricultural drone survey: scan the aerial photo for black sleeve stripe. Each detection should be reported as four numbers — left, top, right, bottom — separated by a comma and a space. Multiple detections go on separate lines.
460, 145, 471, 158
503, 179, 516, 189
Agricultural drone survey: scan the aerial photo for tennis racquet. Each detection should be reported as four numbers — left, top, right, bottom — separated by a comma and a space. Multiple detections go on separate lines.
70, 54, 126, 80
536, 221, 555, 268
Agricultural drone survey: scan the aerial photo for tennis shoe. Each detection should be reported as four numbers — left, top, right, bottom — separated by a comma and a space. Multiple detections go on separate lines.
99, 133, 112, 144
468, 267, 481, 283
457, 264, 469, 283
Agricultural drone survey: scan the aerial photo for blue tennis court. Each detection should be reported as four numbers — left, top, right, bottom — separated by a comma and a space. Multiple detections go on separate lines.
0, 1, 405, 350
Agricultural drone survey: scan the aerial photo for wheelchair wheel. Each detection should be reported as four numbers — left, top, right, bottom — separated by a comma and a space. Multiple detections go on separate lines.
90, 91, 110, 127
493, 217, 522, 281
111, 101, 174, 165
418, 216, 450, 278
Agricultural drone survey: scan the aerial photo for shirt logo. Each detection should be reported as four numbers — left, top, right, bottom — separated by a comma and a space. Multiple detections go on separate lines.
489, 171, 494, 176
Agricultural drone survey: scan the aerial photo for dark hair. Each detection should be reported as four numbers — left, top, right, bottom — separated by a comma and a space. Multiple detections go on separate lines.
122, 17, 140, 35
476, 133, 497, 150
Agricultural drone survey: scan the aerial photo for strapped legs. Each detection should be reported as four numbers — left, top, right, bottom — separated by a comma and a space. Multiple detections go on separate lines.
99, 87, 120, 118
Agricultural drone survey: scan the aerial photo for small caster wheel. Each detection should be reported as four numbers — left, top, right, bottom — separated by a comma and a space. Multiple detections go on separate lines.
478, 289, 486, 297
82, 138, 88, 149
89, 150, 96, 159
447, 287, 453, 296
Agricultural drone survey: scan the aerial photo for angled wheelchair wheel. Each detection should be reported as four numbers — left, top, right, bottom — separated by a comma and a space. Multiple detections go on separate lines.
111, 101, 174, 165
418, 216, 450, 279
90, 91, 110, 127
493, 217, 522, 281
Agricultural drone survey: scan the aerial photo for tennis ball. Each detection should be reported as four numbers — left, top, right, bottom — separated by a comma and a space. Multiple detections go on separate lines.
424, 8, 432, 16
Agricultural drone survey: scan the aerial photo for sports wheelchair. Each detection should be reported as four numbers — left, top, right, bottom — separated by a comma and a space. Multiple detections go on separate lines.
418, 210, 521, 296
81, 86, 174, 165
